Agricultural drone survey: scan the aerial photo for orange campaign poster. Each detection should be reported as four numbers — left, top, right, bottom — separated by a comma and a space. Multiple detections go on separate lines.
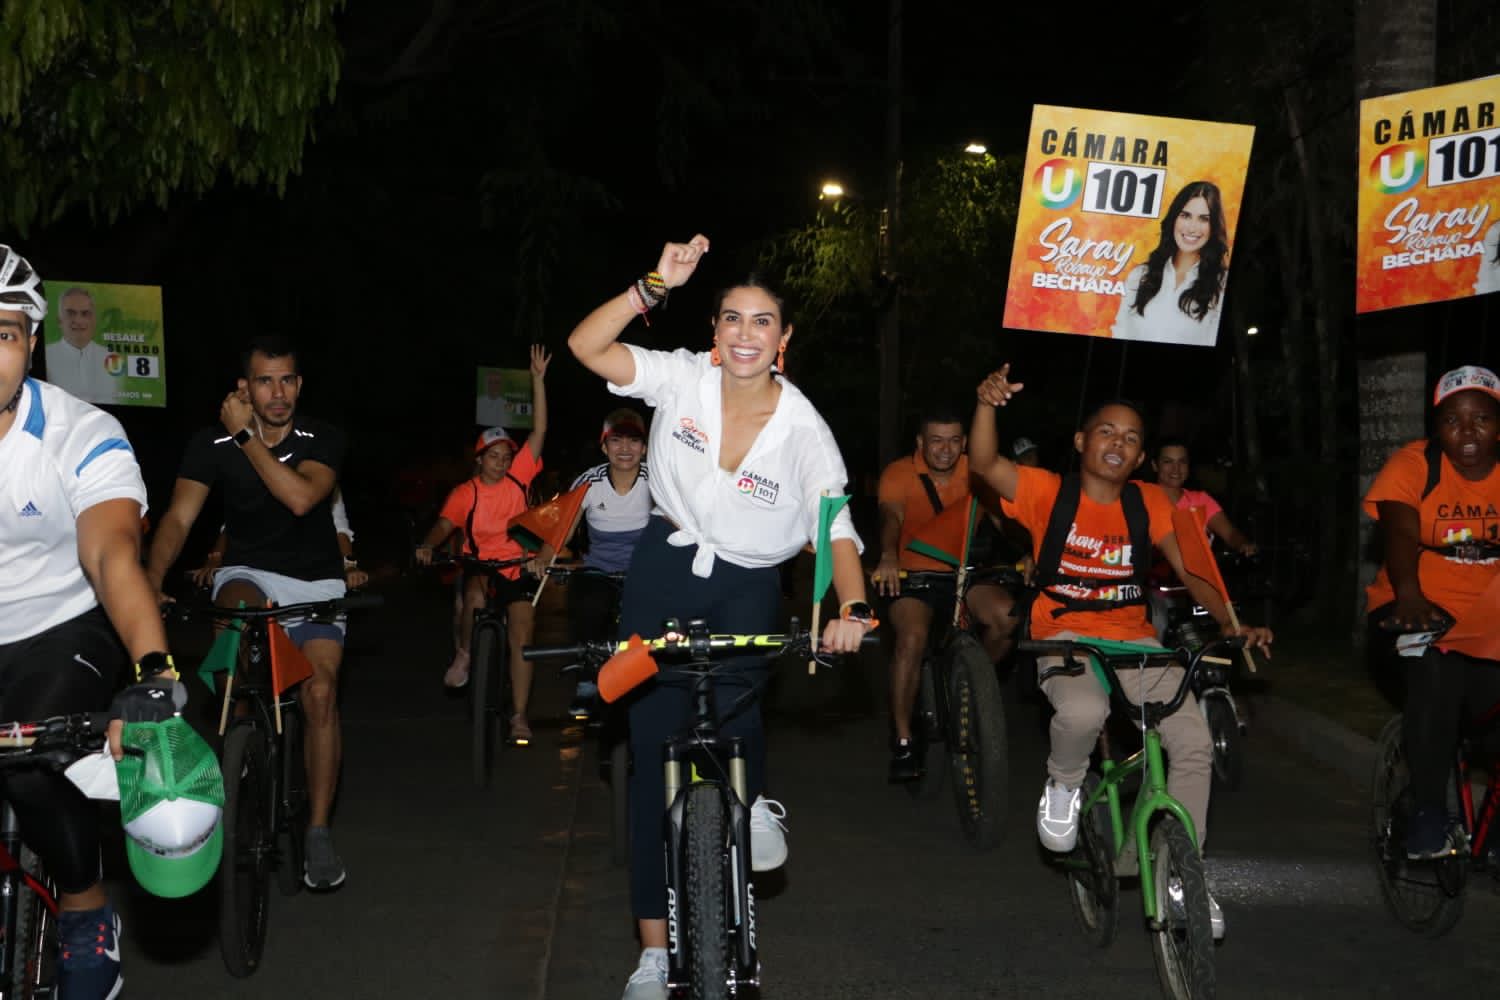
1357, 76, 1500, 314
1003, 106, 1255, 347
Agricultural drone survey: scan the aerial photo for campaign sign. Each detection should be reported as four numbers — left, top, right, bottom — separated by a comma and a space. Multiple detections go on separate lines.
475, 367, 533, 428
1003, 106, 1255, 348
1357, 75, 1500, 313
43, 282, 165, 407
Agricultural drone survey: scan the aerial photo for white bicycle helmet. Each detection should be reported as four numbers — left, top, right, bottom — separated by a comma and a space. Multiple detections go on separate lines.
0, 244, 45, 329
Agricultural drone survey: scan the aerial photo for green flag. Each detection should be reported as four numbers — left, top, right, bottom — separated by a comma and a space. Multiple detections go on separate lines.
196, 620, 243, 690
812, 494, 852, 603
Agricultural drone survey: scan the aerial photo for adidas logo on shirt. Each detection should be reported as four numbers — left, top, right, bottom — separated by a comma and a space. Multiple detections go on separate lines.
18, 502, 41, 518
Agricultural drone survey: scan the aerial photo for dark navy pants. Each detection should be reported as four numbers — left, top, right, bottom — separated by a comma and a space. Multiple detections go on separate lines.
619, 517, 780, 920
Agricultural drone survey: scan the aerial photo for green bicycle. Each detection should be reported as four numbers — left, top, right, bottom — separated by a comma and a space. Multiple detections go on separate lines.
1018, 635, 1246, 1000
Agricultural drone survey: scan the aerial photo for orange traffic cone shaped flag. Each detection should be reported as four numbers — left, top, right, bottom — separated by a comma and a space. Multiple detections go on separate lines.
269, 620, 316, 694
1171, 507, 1230, 604
598, 635, 659, 703
508, 482, 589, 553
905, 498, 979, 567
1438, 573, 1500, 662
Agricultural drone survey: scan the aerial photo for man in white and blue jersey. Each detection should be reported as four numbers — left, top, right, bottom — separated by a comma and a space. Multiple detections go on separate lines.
567, 409, 652, 718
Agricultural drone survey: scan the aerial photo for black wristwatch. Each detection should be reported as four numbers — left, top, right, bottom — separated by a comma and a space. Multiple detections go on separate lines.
232, 427, 253, 448
134, 651, 179, 683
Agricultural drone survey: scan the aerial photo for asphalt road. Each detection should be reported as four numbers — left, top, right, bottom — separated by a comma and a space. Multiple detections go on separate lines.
115, 577, 1499, 999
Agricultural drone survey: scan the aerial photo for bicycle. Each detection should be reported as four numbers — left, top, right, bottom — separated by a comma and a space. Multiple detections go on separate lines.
1370, 620, 1500, 938
1017, 635, 1247, 1000
899, 565, 1016, 849
543, 564, 630, 866
1146, 583, 1246, 792
172, 592, 381, 978
428, 554, 532, 786
525, 619, 875, 1000
0, 712, 111, 1000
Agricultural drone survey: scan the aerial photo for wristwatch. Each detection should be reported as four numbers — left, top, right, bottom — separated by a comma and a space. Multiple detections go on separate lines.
134, 651, 179, 683
840, 600, 879, 629
232, 427, 253, 448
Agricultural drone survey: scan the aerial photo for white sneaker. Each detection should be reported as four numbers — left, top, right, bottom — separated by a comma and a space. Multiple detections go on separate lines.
1036, 779, 1081, 852
443, 649, 470, 688
621, 947, 668, 1000
749, 796, 788, 871
1207, 890, 1226, 941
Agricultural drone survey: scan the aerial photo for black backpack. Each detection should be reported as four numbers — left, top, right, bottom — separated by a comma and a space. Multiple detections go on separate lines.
1033, 473, 1153, 620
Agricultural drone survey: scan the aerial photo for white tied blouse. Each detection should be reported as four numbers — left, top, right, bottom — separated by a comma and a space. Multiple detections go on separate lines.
1111, 260, 1224, 347
609, 346, 862, 578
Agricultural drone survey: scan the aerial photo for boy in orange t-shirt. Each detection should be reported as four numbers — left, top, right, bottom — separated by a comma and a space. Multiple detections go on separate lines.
970, 364, 1272, 939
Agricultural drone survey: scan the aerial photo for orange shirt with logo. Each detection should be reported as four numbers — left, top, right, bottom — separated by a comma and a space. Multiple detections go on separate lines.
1364, 440, 1500, 621
878, 453, 973, 572
1001, 466, 1175, 640
438, 445, 542, 579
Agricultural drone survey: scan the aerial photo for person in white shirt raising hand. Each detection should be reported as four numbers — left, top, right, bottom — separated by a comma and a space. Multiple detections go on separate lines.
569, 234, 873, 1000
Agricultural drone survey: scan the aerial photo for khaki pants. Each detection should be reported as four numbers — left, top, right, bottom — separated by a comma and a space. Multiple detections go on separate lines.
1037, 631, 1214, 846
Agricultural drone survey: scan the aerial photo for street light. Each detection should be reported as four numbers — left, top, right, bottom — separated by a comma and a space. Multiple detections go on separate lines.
819, 181, 845, 200
1247, 326, 1259, 336
964, 142, 987, 155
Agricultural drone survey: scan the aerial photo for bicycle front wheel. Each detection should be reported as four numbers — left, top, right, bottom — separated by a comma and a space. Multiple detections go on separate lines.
1148, 817, 1214, 1000
683, 784, 729, 1000
471, 622, 503, 787
1370, 715, 1466, 936
219, 724, 272, 977
277, 704, 308, 897
8, 847, 57, 999
944, 633, 1009, 848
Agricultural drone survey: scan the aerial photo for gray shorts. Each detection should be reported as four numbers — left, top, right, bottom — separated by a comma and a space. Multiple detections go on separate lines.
213, 566, 347, 646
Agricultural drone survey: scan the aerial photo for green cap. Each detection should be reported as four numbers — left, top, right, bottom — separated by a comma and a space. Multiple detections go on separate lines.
116, 718, 225, 899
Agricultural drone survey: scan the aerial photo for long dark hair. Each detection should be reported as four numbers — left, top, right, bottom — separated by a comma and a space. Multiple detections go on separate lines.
1131, 181, 1228, 321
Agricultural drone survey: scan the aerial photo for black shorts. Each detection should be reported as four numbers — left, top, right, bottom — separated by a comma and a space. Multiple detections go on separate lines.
463, 569, 538, 607
0, 606, 125, 708
887, 573, 959, 617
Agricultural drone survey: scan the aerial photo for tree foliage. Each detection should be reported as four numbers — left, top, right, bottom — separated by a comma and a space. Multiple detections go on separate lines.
0, 0, 342, 232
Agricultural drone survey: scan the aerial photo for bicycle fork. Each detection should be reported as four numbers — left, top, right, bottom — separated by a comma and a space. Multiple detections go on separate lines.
662, 738, 759, 993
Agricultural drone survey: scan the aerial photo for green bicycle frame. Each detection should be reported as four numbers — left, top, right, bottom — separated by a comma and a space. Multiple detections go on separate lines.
1079, 727, 1200, 922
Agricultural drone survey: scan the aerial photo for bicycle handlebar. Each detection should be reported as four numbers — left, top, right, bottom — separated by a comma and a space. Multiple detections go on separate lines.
426, 554, 532, 572
525, 629, 880, 666
543, 565, 627, 584
168, 591, 384, 623
1017, 635, 1248, 728
0, 713, 112, 753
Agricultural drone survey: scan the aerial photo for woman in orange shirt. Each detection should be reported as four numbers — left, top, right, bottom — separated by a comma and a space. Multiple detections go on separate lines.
1364, 364, 1500, 859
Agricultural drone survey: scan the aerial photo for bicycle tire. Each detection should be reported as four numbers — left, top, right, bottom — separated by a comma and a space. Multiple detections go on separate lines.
471, 622, 501, 787
1067, 773, 1118, 947
610, 740, 630, 868
1204, 697, 1243, 792
908, 656, 946, 801
683, 784, 729, 1000
219, 724, 272, 978
277, 704, 308, 897
8, 847, 56, 999
944, 632, 1008, 848
1148, 817, 1215, 1000
1370, 715, 1466, 937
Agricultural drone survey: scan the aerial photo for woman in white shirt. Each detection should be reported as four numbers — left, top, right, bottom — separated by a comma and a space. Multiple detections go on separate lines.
1474, 221, 1500, 296
569, 234, 873, 1000
1111, 180, 1229, 347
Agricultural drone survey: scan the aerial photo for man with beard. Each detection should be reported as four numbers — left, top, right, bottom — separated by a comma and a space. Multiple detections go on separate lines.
872, 404, 1021, 782
147, 336, 353, 890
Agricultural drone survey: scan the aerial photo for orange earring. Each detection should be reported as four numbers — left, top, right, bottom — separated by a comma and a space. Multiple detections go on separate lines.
776, 343, 786, 374
710, 344, 721, 366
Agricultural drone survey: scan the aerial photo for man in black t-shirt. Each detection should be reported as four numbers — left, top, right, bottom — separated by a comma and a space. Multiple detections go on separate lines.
147, 336, 353, 890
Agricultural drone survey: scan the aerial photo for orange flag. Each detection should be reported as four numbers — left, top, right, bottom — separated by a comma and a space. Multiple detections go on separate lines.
1438, 573, 1500, 662
905, 498, 979, 567
269, 620, 315, 695
508, 483, 589, 553
1170, 507, 1230, 604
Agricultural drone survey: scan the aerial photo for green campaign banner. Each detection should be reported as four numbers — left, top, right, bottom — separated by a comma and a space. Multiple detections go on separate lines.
43, 281, 166, 408
475, 367, 533, 428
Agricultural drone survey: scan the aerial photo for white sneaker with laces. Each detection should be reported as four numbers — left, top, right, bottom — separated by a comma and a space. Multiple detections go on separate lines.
1036, 778, 1081, 852
1207, 890, 1226, 941
621, 947, 668, 1000
749, 796, 788, 871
